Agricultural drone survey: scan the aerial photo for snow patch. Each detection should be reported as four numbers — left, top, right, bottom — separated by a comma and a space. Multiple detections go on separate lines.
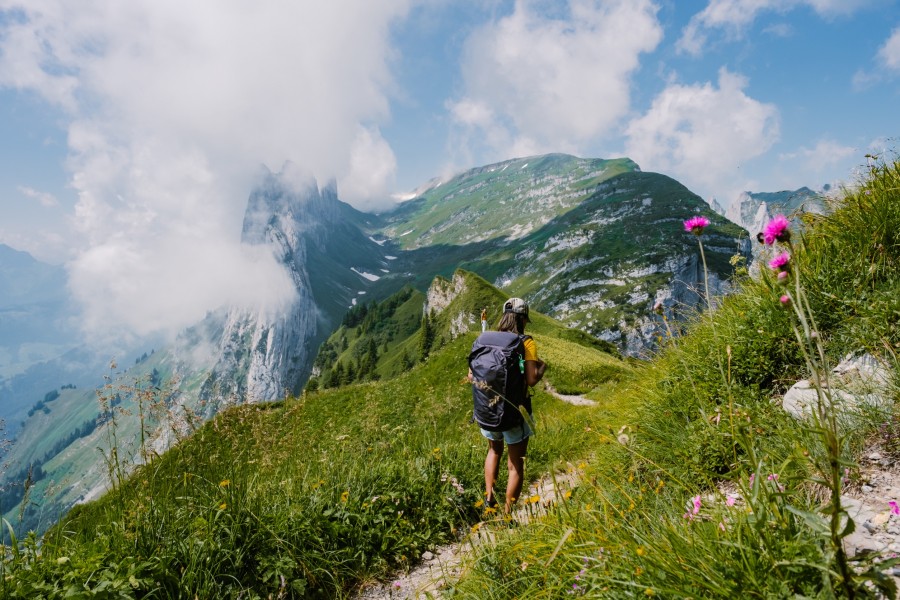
399, 230, 414, 237
384, 255, 397, 260
368, 236, 387, 246
351, 268, 381, 282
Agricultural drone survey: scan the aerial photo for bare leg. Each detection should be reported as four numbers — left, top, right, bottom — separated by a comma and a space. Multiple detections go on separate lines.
505, 438, 529, 513
484, 439, 504, 506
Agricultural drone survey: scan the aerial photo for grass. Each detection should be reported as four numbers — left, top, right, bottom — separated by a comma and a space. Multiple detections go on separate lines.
447, 155, 900, 598
4, 156, 900, 598
0, 325, 621, 598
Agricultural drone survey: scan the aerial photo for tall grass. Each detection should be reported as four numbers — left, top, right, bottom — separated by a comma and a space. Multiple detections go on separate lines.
450, 156, 900, 598
0, 330, 618, 598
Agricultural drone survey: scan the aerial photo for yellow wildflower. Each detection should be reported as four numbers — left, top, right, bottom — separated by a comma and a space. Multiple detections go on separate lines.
474, 499, 484, 508
636, 546, 645, 556
644, 588, 655, 596
471, 522, 483, 533
484, 506, 497, 515
219, 502, 227, 510
341, 490, 349, 503
564, 490, 572, 500
529, 494, 541, 504
219, 479, 230, 487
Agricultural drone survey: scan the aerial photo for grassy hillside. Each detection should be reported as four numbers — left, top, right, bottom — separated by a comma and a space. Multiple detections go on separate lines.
381, 154, 639, 250
446, 157, 900, 597
0, 273, 629, 598
4, 156, 899, 598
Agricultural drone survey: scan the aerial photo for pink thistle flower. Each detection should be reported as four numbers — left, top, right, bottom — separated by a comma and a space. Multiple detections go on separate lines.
890, 501, 900, 515
777, 270, 790, 283
692, 495, 702, 515
726, 496, 736, 507
683, 216, 710, 235
749, 473, 755, 486
779, 294, 791, 307
768, 252, 791, 272
761, 214, 791, 245
718, 521, 726, 531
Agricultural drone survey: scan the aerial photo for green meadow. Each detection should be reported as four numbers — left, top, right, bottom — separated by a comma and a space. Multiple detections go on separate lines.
2, 156, 900, 598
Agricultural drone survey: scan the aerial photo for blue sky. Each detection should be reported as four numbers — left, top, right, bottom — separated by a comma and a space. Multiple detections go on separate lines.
1, 0, 898, 338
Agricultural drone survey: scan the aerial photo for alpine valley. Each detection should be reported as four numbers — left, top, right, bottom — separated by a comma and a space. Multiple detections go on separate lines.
0, 153, 818, 536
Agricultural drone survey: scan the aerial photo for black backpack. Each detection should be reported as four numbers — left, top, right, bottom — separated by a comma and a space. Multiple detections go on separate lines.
468, 331, 529, 432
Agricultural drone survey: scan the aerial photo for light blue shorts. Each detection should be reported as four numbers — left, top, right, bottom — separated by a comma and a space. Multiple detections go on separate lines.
480, 417, 533, 446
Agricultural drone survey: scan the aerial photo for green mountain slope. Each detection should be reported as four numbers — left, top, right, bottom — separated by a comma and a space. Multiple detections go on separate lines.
382, 154, 639, 249
373, 167, 748, 355
4, 271, 630, 597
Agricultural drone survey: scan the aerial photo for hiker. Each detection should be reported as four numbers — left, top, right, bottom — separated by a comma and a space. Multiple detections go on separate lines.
480, 307, 487, 332
468, 297, 546, 514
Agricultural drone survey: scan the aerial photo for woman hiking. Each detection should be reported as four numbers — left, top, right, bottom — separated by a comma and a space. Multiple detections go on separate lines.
468, 297, 546, 514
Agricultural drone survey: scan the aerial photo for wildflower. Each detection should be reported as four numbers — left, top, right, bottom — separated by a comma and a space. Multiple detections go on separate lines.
341, 490, 349, 503
760, 214, 791, 245
645, 588, 655, 596
777, 270, 790, 284
564, 490, 573, 500
652, 301, 664, 315
392, 580, 403, 589
529, 494, 541, 504
521, 561, 529, 571
768, 252, 791, 272
636, 546, 645, 556
890, 501, 900, 515
719, 521, 726, 531
692, 495, 702, 515
683, 215, 711, 235
219, 479, 230, 487
485, 506, 497, 515
726, 496, 736, 507
474, 499, 484, 508
219, 502, 227, 510
471, 522, 483, 533
779, 294, 791, 307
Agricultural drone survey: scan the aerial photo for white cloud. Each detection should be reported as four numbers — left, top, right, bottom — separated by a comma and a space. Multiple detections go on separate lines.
448, 0, 662, 162
17, 185, 59, 207
779, 138, 856, 172
624, 68, 780, 201
879, 27, 900, 71
0, 0, 412, 339
339, 125, 398, 211
678, 0, 873, 55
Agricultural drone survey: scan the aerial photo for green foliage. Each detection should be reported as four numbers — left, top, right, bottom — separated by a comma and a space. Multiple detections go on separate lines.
2, 312, 620, 597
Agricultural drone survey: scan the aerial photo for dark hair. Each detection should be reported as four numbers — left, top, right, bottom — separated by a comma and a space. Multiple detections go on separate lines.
497, 312, 526, 335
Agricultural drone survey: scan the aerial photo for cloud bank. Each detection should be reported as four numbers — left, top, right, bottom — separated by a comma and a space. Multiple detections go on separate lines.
0, 0, 411, 339
448, 0, 663, 163
677, 0, 874, 55
625, 68, 780, 202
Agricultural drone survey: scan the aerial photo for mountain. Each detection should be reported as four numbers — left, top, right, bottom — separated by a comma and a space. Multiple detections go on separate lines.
0, 154, 749, 535
717, 187, 828, 240
373, 157, 750, 356
0, 245, 80, 382
381, 153, 640, 249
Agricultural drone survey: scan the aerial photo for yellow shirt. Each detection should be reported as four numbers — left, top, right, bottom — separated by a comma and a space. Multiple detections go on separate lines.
523, 336, 538, 362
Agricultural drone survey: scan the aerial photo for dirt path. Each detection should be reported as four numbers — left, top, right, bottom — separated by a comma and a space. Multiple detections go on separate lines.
353, 385, 597, 598
352, 465, 582, 599
543, 382, 597, 406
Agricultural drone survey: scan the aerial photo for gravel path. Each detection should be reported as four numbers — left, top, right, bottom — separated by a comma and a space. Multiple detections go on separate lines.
352, 466, 582, 599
